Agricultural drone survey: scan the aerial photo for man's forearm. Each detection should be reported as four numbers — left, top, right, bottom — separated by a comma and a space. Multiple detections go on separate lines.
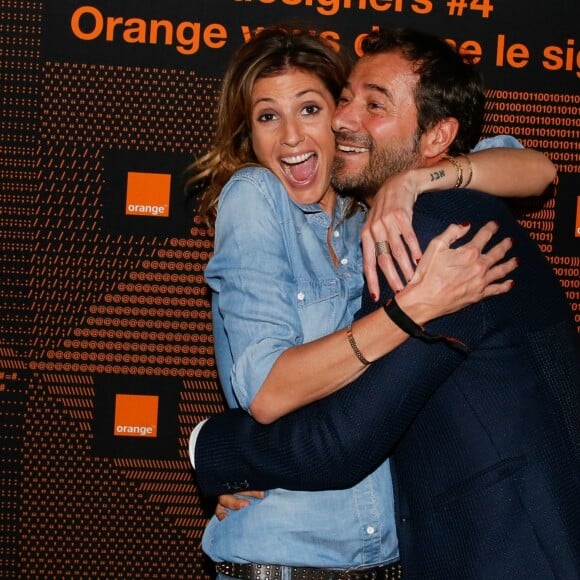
193, 327, 469, 497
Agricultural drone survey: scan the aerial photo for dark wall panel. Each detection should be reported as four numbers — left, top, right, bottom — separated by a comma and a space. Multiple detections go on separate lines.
1, 0, 578, 576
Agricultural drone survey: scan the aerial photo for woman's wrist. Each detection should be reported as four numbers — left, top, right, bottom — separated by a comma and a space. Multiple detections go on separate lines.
419, 154, 474, 194
419, 164, 454, 193
390, 283, 434, 327
383, 296, 469, 355
404, 167, 424, 199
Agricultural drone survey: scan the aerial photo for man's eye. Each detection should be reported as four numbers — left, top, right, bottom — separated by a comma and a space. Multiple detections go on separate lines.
367, 101, 387, 114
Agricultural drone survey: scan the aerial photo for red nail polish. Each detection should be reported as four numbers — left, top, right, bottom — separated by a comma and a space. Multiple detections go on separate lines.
509, 280, 515, 289
416, 257, 421, 264
371, 293, 377, 302
461, 222, 470, 227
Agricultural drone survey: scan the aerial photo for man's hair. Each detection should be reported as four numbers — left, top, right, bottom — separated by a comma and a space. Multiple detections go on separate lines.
187, 26, 351, 225
361, 28, 485, 155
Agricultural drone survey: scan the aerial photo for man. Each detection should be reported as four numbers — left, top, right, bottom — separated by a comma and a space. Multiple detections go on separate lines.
191, 28, 580, 579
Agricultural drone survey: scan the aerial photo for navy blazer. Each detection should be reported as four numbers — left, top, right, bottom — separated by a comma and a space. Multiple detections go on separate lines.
195, 190, 580, 579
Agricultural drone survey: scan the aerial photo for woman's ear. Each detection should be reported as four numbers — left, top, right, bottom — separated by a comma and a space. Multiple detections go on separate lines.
420, 117, 459, 160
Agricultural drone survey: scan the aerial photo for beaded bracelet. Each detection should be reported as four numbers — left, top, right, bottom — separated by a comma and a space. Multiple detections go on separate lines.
383, 297, 469, 355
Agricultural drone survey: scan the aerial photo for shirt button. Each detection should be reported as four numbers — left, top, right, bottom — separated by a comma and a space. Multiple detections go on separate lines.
333, 230, 340, 238
340, 258, 348, 265
366, 526, 375, 535
297, 292, 305, 301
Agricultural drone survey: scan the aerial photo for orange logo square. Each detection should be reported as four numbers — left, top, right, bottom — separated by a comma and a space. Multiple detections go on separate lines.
125, 172, 171, 218
114, 394, 159, 438
576, 196, 580, 238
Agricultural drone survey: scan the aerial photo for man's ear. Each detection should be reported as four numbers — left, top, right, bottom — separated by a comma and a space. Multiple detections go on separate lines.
420, 118, 459, 160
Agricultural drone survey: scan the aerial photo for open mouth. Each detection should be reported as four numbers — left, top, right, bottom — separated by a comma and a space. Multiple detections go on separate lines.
281, 152, 318, 185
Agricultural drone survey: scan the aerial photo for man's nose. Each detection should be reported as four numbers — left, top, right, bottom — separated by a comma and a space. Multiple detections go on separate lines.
332, 102, 357, 133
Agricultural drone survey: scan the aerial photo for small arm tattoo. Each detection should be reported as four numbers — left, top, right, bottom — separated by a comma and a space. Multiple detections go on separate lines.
430, 169, 446, 182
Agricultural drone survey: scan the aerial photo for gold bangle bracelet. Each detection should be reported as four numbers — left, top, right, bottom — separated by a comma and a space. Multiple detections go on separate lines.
458, 153, 473, 187
346, 324, 371, 366
444, 155, 463, 188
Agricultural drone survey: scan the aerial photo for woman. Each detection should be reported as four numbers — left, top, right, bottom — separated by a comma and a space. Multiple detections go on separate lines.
188, 26, 554, 578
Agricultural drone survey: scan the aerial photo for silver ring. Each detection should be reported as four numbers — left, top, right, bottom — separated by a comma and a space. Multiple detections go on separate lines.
375, 240, 390, 256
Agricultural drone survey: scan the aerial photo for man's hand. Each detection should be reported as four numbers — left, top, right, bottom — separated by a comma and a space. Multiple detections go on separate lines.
215, 490, 265, 521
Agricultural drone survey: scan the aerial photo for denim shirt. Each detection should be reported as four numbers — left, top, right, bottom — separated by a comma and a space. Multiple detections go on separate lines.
473, 134, 523, 152
202, 135, 519, 567
203, 167, 398, 567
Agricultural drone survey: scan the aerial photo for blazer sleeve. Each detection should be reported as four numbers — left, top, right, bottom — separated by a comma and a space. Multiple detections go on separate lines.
194, 331, 472, 495
193, 206, 497, 496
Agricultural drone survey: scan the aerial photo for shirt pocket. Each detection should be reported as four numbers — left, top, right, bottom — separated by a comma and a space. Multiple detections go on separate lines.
295, 278, 341, 341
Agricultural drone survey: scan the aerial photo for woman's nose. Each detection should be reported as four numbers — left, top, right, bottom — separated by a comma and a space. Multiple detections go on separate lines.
281, 119, 305, 147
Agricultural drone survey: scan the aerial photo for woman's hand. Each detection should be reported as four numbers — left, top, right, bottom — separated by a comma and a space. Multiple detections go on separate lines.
361, 146, 554, 301
215, 490, 265, 521
361, 171, 423, 300
397, 221, 517, 324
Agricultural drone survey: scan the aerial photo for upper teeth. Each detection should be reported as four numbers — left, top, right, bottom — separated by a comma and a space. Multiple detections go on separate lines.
282, 152, 313, 165
338, 144, 368, 153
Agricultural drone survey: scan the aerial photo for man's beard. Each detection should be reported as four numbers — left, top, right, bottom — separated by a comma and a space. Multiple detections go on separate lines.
332, 130, 422, 203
